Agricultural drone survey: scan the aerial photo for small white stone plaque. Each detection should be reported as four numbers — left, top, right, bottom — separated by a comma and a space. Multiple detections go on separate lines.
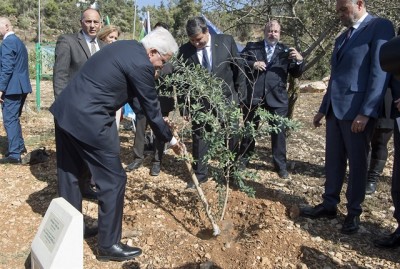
31, 197, 83, 269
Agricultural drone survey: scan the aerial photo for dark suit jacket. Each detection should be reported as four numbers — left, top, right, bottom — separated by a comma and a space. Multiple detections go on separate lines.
391, 76, 400, 119
50, 40, 173, 153
53, 30, 105, 98
0, 34, 32, 95
241, 41, 304, 107
178, 34, 246, 106
319, 15, 395, 120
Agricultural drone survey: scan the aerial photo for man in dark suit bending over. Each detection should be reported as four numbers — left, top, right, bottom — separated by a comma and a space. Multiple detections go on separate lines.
239, 20, 304, 179
50, 28, 184, 262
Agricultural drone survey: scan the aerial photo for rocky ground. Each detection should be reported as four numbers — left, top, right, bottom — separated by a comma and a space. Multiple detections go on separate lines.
0, 81, 399, 269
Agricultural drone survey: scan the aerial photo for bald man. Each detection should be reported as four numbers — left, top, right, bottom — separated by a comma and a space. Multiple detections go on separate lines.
0, 17, 32, 163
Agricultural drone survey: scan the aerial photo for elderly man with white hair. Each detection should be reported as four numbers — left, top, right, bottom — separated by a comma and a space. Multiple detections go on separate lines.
50, 27, 184, 262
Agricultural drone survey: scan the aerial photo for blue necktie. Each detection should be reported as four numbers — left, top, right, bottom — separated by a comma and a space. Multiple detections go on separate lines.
338, 27, 354, 54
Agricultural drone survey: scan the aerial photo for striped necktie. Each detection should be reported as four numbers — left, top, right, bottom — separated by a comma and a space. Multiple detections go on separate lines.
266, 44, 273, 62
90, 39, 97, 56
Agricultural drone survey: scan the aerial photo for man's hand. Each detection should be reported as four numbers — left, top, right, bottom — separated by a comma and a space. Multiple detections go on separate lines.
253, 61, 266, 71
313, 112, 325, 128
0, 91, 3, 103
170, 141, 186, 156
351, 114, 369, 133
288, 47, 303, 62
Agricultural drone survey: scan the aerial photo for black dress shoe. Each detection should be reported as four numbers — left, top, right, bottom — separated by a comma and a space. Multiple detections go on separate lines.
84, 224, 98, 238
97, 242, 142, 261
278, 169, 289, 179
0, 156, 21, 164
81, 185, 98, 200
300, 204, 337, 219
365, 182, 377, 195
150, 162, 161, 176
374, 232, 400, 249
341, 214, 360, 235
125, 159, 143, 172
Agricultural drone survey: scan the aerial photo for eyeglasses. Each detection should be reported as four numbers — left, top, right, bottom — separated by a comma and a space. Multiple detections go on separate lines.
157, 51, 167, 65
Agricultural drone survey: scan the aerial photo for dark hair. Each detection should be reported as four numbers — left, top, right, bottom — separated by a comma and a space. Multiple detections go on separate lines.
154, 21, 169, 31
185, 17, 208, 37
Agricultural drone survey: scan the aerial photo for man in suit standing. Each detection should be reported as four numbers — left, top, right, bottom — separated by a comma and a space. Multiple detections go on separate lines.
301, 0, 394, 235
178, 16, 246, 186
0, 17, 32, 164
50, 27, 184, 261
53, 7, 104, 98
239, 20, 304, 179
53, 8, 104, 201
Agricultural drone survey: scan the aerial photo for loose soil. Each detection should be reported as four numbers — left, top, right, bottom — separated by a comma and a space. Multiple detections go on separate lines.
0, 81, 399, 269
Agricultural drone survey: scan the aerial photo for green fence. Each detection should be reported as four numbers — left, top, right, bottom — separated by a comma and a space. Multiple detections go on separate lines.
35, 42, 55, 111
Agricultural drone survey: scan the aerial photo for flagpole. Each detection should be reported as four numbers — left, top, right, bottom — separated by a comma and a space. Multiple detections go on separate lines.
133, 0, 137, 39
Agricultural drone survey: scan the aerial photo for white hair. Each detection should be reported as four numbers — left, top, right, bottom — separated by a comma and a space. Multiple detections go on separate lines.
140, 27, 178, 56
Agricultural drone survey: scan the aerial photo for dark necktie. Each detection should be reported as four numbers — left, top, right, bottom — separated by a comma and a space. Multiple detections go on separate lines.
201, 48, 211, 72
90, 39, 97, 56
338, 27, 354, 54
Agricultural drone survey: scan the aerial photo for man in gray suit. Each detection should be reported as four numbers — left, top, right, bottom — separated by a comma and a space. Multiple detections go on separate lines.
301, 0, 394, 234
53, 7, 104, 98
53, 8, 104, 203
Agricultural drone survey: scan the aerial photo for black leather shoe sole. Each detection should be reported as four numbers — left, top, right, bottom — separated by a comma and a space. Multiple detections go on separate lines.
97, 244, 142, 262
300, 205, 337, 219
97, 252, 141, 262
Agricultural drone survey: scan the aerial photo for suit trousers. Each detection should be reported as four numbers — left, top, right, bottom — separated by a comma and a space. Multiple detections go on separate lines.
55, 123, 126, 248
2, 94, 27, 159
132, 111, 165, 163
192, 119, 240, 181
322, 112, 376, 216
240, 104, 288, 170
391, 121, 400, 224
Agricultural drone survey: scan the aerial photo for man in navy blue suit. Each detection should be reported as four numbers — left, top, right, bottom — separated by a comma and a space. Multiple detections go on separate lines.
301, 0, 395, 235
0, 17, 32, 164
